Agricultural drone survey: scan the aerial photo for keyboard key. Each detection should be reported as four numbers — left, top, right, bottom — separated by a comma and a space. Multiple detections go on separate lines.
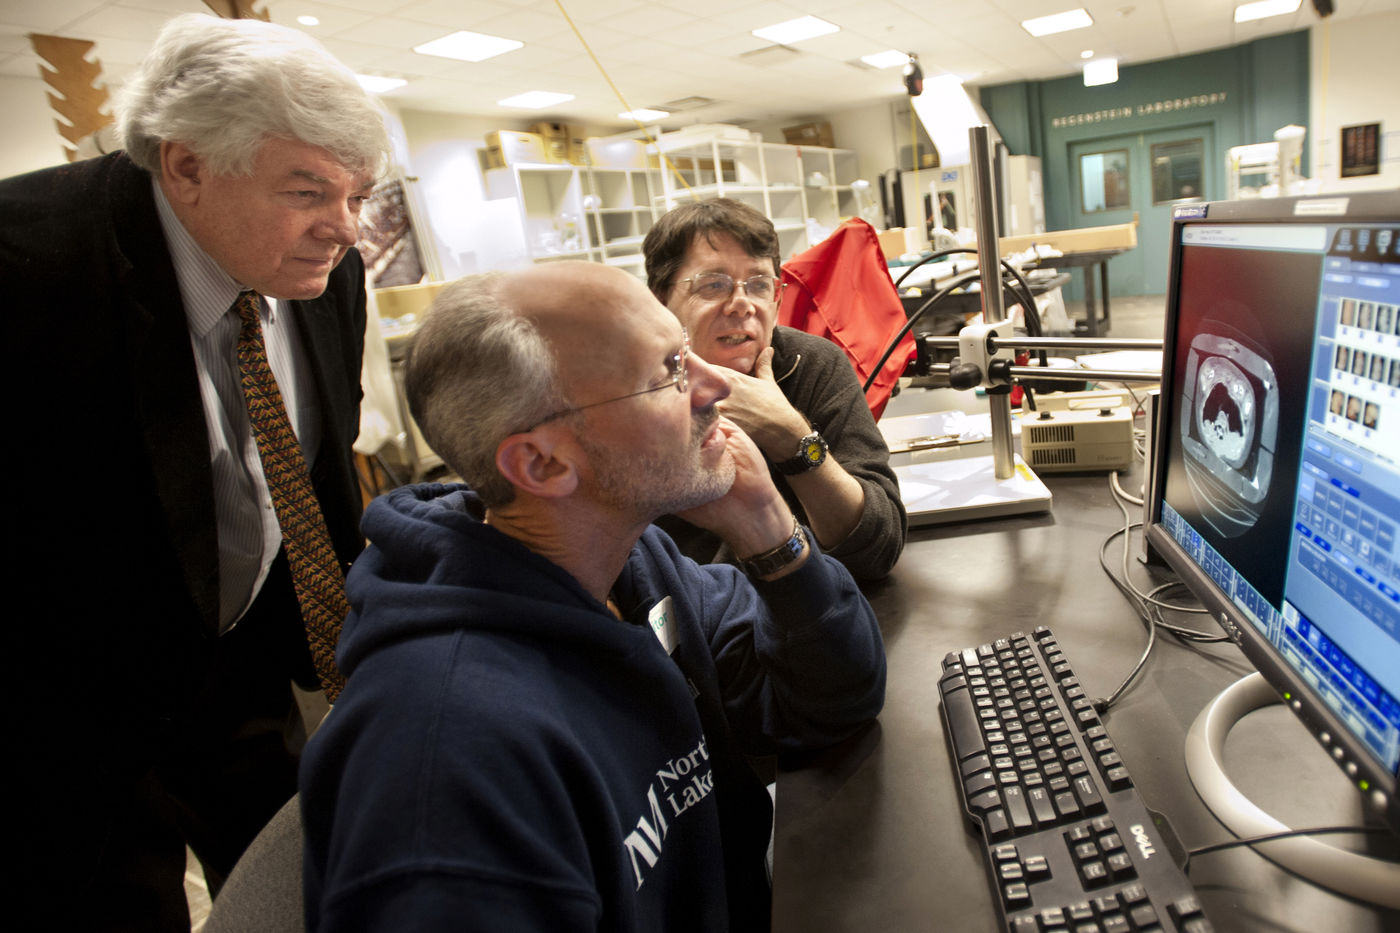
1029, 786, 1058, 825
1106, 852, 1135, 879
964, 770, 997, 797
985, 809, 1010, 840
942, 686, 987, 760
1128, 904, 1159, 930
1074, 777, 1106, 814
1004, 785, 1034, 831
1101, 915, 1130, 933
969, 789, 1002, 813
1079, 860, 1109, 887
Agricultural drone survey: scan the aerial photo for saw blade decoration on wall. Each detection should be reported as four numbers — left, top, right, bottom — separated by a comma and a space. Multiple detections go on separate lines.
200, 1, 270, 21
29, 34, 113, 163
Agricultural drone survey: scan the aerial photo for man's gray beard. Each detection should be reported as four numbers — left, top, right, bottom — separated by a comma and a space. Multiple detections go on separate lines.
579, 410, 734, 519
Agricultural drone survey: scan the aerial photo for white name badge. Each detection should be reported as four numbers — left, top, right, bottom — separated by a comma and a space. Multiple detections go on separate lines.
648, 596, 678, 655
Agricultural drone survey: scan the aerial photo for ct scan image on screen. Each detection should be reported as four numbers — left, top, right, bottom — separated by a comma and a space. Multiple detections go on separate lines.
1163, 241, 1323, 610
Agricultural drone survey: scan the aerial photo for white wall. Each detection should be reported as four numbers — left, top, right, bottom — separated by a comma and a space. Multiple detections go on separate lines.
1309, 11, 1400, 192
0, 74, 75, 179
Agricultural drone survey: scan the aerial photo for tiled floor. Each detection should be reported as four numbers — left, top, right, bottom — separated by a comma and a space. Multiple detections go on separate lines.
1074, 292, 1168, 339
186, 853, 211, 931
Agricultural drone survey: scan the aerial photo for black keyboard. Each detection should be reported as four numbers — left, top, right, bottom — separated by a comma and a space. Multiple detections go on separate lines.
938, 626, 1212, 933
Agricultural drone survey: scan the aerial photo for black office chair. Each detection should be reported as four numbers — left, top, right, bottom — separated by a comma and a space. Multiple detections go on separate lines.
203, 794, 305, 933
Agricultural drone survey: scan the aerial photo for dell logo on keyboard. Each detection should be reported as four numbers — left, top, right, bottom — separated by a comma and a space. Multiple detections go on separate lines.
1129, 823, 1155, 859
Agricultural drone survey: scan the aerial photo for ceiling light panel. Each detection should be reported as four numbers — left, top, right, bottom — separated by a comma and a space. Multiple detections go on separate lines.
752, 16, 840, 44
1021, 8, 1094, 37
356, 74, 408, 94
497, 90, 575, 109
1234, 0, 1302, 23
861, 49, 913, 69
414, 30, 524, 62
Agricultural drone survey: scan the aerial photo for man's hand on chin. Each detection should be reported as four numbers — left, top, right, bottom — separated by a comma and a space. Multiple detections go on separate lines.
678, 416, 796, 559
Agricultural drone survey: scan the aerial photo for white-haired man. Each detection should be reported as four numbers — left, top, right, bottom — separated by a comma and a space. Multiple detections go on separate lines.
300, 262, 886, 931
0, 13, 389, 930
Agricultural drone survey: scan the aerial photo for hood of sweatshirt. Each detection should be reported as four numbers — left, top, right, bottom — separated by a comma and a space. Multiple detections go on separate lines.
338, 482, 634, 677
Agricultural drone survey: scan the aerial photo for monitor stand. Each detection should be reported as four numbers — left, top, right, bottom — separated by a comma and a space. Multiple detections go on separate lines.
1183, 672, 1400, 908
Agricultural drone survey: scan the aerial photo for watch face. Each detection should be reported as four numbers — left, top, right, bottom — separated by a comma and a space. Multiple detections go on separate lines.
802, 437, 825, 464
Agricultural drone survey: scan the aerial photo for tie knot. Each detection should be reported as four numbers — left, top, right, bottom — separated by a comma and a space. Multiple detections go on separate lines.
234, 290, 262, 326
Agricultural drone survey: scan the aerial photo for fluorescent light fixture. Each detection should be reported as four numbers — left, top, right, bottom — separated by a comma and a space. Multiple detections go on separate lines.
752, 16, 839, 44
1083, 57, 1118, 86
296, 15, 319, 26
356, 74, 407, 94
1081, 49, 1094, 59
861, 49, 912, 69
498, 90, 575, 109
1021, 8, 1093, 37
414, 30, 523, 62
620, 108, 670, 121
1234, 0, 1302, 22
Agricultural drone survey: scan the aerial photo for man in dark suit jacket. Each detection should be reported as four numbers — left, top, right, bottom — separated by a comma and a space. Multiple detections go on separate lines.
0, 13, 389, 931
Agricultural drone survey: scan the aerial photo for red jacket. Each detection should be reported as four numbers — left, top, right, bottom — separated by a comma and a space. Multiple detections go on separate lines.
779, 219, 915, 420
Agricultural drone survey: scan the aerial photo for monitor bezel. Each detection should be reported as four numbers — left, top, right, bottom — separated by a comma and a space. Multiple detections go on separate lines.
1143, 189, 1400, 836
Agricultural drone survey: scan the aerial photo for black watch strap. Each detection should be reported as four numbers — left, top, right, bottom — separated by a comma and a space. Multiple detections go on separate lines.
775, 431, 827, 475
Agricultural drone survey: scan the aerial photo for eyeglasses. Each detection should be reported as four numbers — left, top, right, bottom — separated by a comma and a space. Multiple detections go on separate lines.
680, 272, 783, 305
526, 329, 690, 429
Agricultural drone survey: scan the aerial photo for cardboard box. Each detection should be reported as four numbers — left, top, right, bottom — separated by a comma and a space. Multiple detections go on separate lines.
530, 121, 568, 139
568, 134, 590, 165
783, 121, 835, 149
587, 137, 650, 170
994, 221, 1138, 257
879, 229, 912, 261
481, 130, 548, 169
528, 122, 572, 163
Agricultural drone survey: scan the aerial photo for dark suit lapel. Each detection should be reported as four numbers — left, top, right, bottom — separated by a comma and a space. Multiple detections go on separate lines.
107, 158, 222, 634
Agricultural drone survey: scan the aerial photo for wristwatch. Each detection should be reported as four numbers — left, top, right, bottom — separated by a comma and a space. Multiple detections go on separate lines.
774, 431, 828, 475
738, 519, 808, 578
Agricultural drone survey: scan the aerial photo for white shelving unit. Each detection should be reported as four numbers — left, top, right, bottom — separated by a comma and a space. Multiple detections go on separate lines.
585, 167, 661, 273
484, 136, 861, 271
654, 135, 861, 260
485, 163, 663, 272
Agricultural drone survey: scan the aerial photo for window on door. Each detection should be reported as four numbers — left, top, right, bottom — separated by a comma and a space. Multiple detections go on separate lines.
1151, 138, 1204, 203
1079, 149, 1131, 213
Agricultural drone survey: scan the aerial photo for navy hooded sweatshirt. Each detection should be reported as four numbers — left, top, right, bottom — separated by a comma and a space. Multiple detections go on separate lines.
300, 484, 885, 931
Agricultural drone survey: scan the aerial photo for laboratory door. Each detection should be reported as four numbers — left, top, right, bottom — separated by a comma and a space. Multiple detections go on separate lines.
1070, 124, 1215, 297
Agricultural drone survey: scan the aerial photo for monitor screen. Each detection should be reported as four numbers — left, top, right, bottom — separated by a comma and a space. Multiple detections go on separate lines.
1145, 190, 1400, 834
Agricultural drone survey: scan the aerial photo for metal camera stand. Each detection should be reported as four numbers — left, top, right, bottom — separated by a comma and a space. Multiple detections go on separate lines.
888, 126, 1161, 525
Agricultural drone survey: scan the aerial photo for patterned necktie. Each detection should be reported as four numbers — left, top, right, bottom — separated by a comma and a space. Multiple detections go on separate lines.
234, 290, 348, 702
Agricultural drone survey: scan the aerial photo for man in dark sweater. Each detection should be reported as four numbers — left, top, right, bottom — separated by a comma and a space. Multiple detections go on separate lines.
300, 262, 886, 930
643, 198, 906, 581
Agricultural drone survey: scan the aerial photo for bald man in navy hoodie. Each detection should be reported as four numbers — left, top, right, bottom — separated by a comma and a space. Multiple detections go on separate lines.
300, 262, 886, 931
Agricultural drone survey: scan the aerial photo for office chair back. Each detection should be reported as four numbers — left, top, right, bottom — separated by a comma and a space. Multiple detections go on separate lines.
204, 793, 305, 933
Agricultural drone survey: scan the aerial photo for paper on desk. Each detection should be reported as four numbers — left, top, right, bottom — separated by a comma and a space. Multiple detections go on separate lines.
1074, 350, 1162, 374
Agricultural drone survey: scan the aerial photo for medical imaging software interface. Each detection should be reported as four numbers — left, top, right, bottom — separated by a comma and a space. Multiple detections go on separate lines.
1160, 219, 1400, 775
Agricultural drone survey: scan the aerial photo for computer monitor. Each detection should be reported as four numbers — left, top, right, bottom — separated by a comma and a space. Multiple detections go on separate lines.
1143, 192, 1400, 862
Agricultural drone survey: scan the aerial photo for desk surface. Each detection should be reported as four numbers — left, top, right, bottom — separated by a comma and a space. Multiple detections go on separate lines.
771, 405, 1399, 931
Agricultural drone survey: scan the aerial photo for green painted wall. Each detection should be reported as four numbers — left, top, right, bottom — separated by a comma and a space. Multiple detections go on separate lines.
981, 30, 1310, 297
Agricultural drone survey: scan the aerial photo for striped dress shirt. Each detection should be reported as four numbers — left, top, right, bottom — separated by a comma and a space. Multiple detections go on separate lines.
152, 180, 324, 632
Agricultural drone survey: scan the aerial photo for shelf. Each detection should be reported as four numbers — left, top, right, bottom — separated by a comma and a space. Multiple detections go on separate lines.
651, 132, 860, 260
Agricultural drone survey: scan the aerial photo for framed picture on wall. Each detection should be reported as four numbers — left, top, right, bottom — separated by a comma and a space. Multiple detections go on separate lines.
1340, 122, 1380, 178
